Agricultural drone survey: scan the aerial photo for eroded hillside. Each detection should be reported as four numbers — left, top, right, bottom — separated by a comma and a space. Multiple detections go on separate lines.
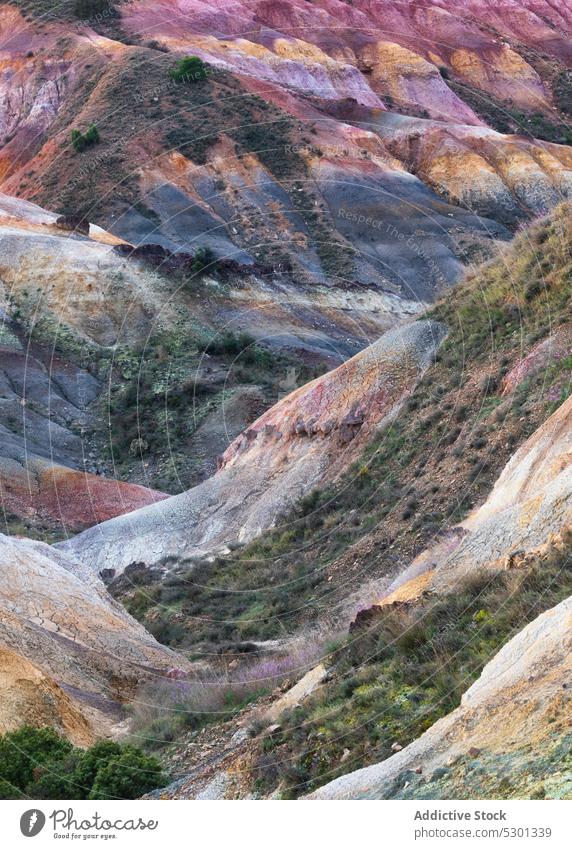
108, 202, 572, 648
4, 0, 572, 302
103, 201, 572, 799
57, 318, 446, 573
1, 0, 572, 804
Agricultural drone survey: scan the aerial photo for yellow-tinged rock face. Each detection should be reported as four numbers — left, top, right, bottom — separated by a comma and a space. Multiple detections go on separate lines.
0, 646, 95, 746
421, 148, 503, 203
449, 45, 547, 108
272, 37, 338, 66
361, 41, 438, 80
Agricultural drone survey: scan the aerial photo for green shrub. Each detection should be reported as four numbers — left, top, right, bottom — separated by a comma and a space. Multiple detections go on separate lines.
554, 70, 572, 117
0, 726, 71, 797
72, 740, 123, 789
169, 56, 208, 83
71, 124, 100, 153
524, 280, 543, 301
89, 746, 165, 800
0, 726, 165, 800
191, 246, 216, 274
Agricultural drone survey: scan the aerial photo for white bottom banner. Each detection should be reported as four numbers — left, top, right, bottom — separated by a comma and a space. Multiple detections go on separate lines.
2, 799, 570, 849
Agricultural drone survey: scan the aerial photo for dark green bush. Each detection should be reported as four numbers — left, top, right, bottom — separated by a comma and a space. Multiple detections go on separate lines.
26, 750, 85, 799
191, 246, 216, 274
524, 280, 543, 301
88, 746, 165, 800
0, 726, 165, 800
72, 740, 123, 789
0, 726, 71, 797
71, 124, 100, 153
74, 0, 111, 19
169, 56, 208, 83
554, 70, 572, 117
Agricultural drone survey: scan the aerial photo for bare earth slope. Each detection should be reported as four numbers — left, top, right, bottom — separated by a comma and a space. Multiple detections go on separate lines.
0, 533, 190, 738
